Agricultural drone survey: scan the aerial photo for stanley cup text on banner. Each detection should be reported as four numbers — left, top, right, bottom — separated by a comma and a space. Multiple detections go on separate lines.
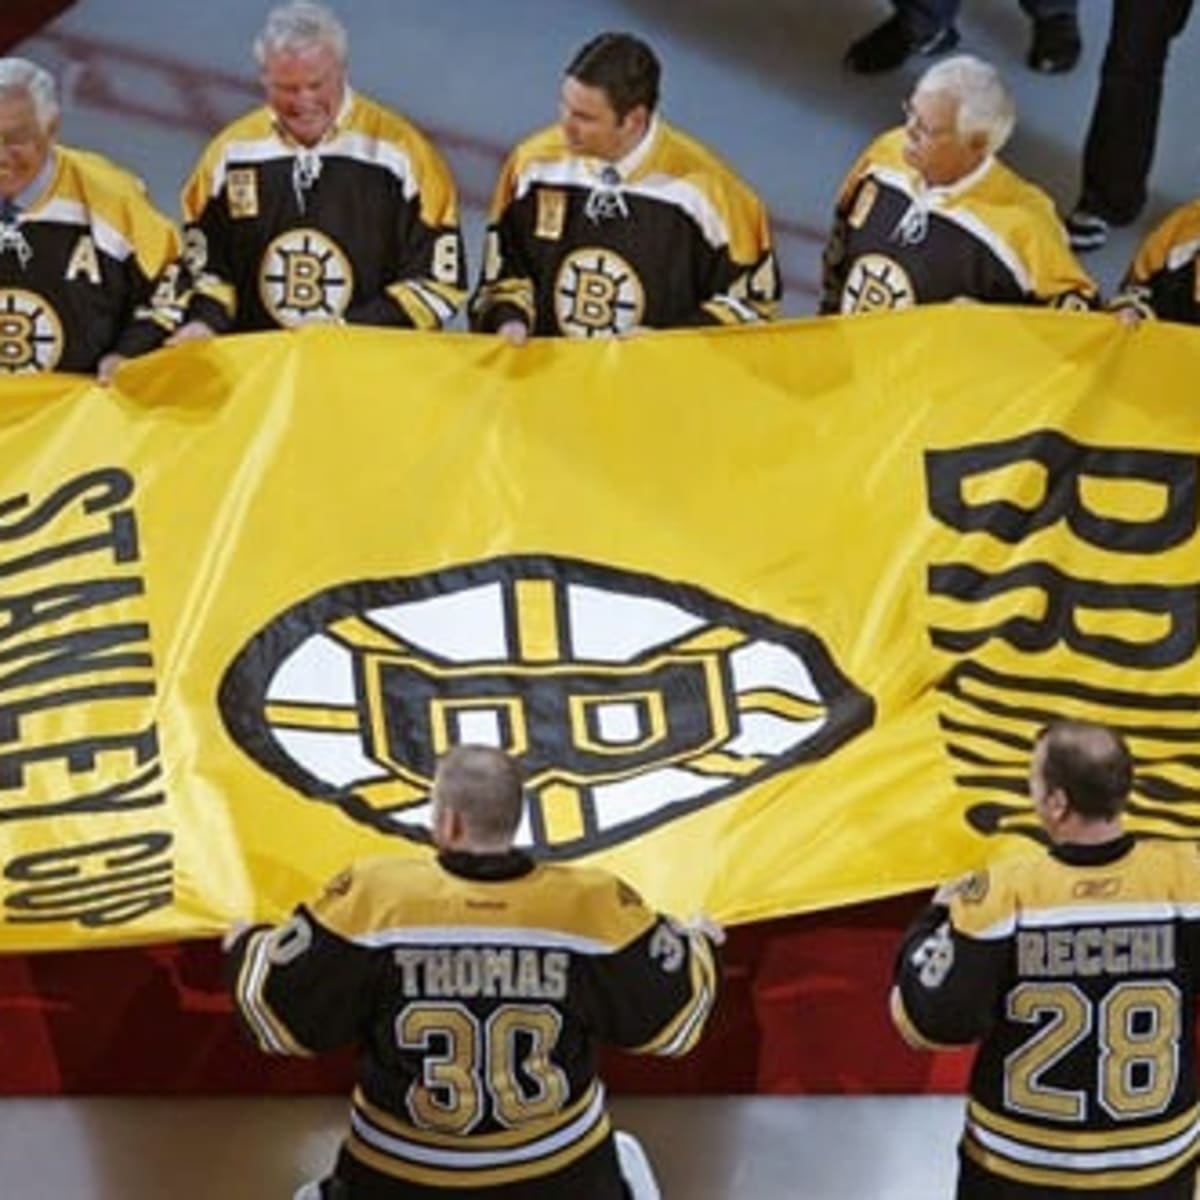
0, 308, 1197, 951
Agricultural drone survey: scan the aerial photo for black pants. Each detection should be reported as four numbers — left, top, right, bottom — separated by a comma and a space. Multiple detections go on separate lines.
1077, 0, 1194, 224
894, 0, 1076, 40
957, 1148, 1198, 1200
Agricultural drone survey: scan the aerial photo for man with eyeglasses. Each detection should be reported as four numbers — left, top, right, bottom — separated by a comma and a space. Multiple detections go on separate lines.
820, 54, 1095, 316
0, 56, 183, 380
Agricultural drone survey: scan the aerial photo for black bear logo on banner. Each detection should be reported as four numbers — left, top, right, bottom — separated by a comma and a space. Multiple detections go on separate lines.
218, 556, 875, 858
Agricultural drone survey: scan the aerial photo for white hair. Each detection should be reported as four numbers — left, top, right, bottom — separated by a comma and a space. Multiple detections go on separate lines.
915, 55, 1016, 155
0, 57, 60, 131
254, 1, 347, 66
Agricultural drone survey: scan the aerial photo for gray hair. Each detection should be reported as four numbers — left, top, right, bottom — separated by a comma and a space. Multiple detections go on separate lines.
433, 745, 525, 846
254, 1, 347, 66
0, 58, 60, 131
915, 55, 1016, 155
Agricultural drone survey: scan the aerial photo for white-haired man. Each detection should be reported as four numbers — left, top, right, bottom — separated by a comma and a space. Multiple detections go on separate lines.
226, 745, 721, 1199
0, 57, 182, 379
821, 55, 1095, 315
168, 1, 464, 341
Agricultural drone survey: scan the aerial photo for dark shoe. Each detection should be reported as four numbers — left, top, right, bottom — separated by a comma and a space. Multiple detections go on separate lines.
1065, 208, 1108, 252
843, 16, 960, 74
1028, 14, 1081, 73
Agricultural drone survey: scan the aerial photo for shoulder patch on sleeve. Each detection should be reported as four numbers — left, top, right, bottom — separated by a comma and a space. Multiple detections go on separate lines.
950, 869, 990, 906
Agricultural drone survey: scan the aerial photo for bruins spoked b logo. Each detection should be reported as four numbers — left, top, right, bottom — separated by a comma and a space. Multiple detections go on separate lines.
258, 228, 352, 326
0, 289, 64, 373
841, 253, 915, 313
219, 557, 874, 857
555, 247, 645, 337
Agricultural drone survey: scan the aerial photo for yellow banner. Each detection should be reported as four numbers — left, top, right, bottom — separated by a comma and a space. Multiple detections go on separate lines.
0, 309, 1197, 950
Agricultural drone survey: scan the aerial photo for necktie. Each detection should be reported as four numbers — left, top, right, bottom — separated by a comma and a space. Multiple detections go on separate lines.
0, 197, 30, 267
584, 165, 628, 223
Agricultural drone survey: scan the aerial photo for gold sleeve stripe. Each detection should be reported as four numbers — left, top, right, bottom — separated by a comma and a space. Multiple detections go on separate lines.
387, 283, 445, 331
633, 931, 718, 1057
701, 296, 774, 325
472, 280, 536, 323
887, 987, 962, 1051
351, 1080, 601, 1151
195, 276, 237, 317
233, 929, 312, 1057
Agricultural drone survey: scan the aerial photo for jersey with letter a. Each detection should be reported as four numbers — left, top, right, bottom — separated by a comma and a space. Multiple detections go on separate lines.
891, 837, 1200, 1193
821, 129, 1096, 315
180, 89, 465, 333
227, 850, 719, 1195
1111, 198, 1200, 325
0, 146, 181, 374
469, 116, 779, 336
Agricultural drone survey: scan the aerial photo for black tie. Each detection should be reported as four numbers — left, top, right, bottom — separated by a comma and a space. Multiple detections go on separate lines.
0, 197, 18, 224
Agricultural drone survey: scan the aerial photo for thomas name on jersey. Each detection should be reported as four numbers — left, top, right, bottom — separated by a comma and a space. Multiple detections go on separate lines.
393, 947, 569, 1001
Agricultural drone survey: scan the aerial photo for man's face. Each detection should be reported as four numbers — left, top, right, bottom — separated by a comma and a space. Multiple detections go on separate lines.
559, 76, 642, 160
263, 42, 345, 146
0, 92, 55, 199
901, 88, 984, 187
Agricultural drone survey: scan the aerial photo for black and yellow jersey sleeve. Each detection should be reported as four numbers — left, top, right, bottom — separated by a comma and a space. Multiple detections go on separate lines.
178, 91, 465, 334
892, 839, 1200, 1192
0, 146, 183, 373
470, 118, 779, 337
226, 851, 719, 1193
1111, 198, 1200, 325
821, 129, 1096, 315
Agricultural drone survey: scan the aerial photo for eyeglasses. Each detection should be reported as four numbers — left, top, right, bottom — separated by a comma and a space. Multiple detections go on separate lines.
901, 100, 956, 143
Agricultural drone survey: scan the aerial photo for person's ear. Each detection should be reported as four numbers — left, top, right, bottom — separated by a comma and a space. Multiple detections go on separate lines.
622, 104, 650, 138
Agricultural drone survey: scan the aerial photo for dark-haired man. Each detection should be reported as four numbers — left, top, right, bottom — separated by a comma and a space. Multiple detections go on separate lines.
891, 720, 1200, 1198
470, 32, 779, 341
226, 744, 721, 1199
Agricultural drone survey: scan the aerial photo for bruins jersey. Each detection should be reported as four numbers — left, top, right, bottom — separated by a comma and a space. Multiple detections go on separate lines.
469, 117, 780, 337
821, 129, 1096, 315
179, 90, 465, 333
892, 837, 1200, 1194
227, 850, 719, 1196
1112, 199, 1200, 325
0, 146, 181, 374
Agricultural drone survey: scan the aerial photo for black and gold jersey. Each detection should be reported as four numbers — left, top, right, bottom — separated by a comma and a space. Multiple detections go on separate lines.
821, 129, 1097, 315
469, 117, 779, 337
1112, 199, 1200, 325
227, 849, 719, 1195
892, 837, 1200, 1194
179, 89, 465, 333
0, 145, 181, 374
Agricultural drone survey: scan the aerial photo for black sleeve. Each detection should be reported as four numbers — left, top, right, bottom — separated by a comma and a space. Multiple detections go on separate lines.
574, 915, 721, 1058
891, 897, 1007, 1047
224, 906, 381, 1055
